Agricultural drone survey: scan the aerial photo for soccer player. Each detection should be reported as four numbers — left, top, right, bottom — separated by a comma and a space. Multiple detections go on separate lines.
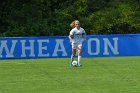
68, 20, 86, 66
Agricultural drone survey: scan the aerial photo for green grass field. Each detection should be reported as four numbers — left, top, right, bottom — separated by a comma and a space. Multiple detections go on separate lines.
0, 57, 140, 93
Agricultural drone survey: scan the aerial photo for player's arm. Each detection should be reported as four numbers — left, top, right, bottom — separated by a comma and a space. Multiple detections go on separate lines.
68, 34, 76, 44
83, 29, 86, 41
84, 32, 86, 41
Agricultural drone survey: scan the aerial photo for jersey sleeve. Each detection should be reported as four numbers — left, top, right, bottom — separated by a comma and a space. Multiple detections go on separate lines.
70, 29, 75, 35
82, 28, 86, 33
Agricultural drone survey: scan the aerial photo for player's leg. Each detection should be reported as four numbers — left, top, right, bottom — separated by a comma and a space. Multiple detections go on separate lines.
70, 43, 77, 66
71, 48, 76, 61
77, 45, 82, 66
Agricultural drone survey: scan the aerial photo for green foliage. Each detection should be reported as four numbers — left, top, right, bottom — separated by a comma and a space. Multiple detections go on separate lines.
87, 3, 138, 34
0, 0, 140, 36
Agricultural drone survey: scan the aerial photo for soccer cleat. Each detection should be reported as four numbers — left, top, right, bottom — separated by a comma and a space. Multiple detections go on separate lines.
77, 63, 81, 67
70, 61, 72, 66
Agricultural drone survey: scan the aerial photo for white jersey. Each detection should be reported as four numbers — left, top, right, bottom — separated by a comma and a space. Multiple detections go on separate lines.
70, 27, 85, 43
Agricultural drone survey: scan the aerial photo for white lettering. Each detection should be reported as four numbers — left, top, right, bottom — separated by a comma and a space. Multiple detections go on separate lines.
0, 40, 17, 57
21, 40, 35, 57
103, 38, 119, 55
52, 39, 67, 56
88, 38, 100, 55
38, 40, 49, 57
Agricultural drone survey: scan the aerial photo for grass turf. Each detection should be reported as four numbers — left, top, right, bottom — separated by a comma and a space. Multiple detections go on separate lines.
0, 57, 140, 93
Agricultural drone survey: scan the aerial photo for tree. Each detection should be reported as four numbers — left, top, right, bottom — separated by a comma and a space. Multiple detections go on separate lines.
0, 0, 140, 36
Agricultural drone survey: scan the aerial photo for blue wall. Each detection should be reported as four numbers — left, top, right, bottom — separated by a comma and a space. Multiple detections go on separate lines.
0, 34, 140, 59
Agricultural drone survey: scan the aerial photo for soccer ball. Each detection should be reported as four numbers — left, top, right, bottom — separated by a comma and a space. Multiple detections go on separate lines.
72, 61, 78, 66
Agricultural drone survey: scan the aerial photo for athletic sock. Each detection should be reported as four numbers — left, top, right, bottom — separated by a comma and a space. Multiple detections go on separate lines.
78, 56, 81, 64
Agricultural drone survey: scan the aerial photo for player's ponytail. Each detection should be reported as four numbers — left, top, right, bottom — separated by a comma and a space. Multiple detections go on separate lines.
70, 21, 75, 28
